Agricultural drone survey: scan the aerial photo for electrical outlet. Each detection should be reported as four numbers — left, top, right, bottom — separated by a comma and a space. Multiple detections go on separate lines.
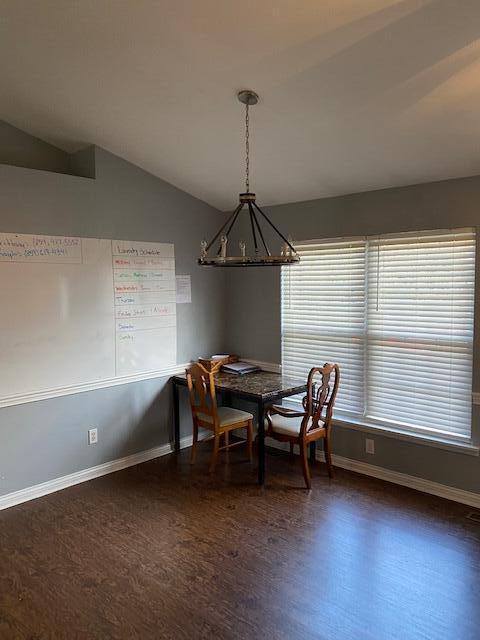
88, 428, 98, 445
365, 438, 375, 455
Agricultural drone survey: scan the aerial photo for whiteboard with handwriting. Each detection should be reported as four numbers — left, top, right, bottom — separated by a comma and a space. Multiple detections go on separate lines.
0, 232, 176, 407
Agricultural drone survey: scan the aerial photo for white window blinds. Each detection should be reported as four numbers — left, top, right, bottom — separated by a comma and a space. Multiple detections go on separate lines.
281, 238, 365, 415
281, 228, 475, 441
366, 229, 475, 439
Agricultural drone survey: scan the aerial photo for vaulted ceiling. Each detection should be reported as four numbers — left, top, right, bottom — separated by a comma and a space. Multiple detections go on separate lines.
1, 1, 480, 209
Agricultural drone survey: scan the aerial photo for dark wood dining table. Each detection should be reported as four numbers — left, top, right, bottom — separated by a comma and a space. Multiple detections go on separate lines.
171, 369, 308, 485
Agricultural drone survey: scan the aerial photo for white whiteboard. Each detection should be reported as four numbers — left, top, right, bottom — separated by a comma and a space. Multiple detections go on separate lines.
0, 232, 176, 407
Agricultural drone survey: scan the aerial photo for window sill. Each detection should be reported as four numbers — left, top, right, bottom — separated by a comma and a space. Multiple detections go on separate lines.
282, 399, 479, 456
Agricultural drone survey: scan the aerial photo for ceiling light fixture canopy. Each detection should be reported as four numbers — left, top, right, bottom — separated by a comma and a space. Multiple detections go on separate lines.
198, 90, 299, 267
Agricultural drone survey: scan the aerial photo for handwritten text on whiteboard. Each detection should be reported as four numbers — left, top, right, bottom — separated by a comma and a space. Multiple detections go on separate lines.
0, 234, 82, 263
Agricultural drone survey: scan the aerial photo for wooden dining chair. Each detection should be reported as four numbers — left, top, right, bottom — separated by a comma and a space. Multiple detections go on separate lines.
265, 363, 340, 489
186, 363, 254, 473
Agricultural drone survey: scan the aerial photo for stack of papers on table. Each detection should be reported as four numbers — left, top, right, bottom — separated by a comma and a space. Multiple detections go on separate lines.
221, 361, 260, 375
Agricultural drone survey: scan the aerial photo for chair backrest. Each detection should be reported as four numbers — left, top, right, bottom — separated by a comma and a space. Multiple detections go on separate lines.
302, 363, 340, 434
186, 362, 219, 427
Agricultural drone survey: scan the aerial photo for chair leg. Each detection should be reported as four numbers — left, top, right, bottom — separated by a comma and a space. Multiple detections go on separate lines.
247, 420, 253, 462
289, 442, 295, 458
224, 430, 229, 449
323, 434, 334, 479
190, 422, 199, 465
300, 442, 311, 490
209, 434, 220, 474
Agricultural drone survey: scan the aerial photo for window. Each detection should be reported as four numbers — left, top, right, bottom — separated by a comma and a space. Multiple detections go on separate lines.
281, 228, 475, 442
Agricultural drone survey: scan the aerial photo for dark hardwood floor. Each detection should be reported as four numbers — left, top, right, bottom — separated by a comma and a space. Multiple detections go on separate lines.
1, 446, 479, 640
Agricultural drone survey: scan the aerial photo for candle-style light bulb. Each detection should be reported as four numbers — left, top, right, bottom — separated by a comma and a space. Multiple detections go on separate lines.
220, 234, 228, 260
200, 239, 208, 258
287, 236, 293, 257
239, 240, 246, 258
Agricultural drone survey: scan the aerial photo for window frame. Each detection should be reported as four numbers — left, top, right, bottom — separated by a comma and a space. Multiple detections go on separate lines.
281, 228, 477, 450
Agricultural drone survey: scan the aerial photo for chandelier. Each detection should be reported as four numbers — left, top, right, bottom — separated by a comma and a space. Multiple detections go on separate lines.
198, 90, 300, 267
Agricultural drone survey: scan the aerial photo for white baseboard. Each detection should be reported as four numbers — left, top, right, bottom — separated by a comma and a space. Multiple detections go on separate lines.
330, 453, 480, 509
0, 436, 193, 511
2, 434, 479, 511
267, 440, 480, 509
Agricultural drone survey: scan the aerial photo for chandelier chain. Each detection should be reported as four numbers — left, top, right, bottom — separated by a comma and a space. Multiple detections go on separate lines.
245, 103, 250, 192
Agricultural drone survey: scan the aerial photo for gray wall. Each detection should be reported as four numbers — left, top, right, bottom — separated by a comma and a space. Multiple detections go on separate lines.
225, 176, 480, 494
3, 121, 480, 499
0, 133, 225, 495
0, 120, 72, 175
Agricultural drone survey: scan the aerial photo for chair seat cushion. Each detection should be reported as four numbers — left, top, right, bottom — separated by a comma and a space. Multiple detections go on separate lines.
197, 406, 253, 427
266, 413, 324, 437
